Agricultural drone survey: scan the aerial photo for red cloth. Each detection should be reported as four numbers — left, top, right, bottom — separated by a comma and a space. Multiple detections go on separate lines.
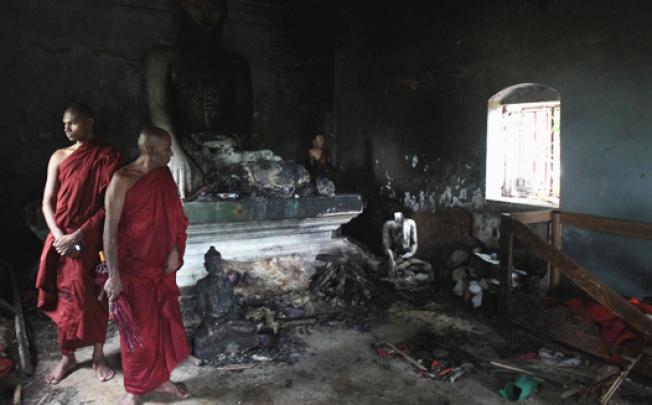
564, 298, 641, 346
35, 141, 120, 352
117, 167, 189, 395
629, 297, 652, 315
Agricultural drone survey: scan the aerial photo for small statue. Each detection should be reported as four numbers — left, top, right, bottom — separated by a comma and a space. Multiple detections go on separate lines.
193, 246, 260, 359
382, 212, 433, 288
307, 134, 333, 177
195, 247, 239, 320
306, 134, 336, 196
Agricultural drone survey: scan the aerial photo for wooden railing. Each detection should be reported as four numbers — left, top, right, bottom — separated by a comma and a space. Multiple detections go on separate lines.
499, 210, 652, 343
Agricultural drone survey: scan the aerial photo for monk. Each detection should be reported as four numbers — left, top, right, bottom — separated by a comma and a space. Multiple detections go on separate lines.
103, 127, 190, 404
36, 102, 120, 384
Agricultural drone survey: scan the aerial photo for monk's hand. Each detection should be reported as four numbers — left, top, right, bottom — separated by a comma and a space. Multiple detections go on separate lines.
169, 147, 192, 200
165, 246, 181, 274
54, 230, 83, 257
103, 275, 123, 302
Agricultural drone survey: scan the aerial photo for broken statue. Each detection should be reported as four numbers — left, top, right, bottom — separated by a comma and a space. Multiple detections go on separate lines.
382, 212, 433, 289
193, 246, 262, 360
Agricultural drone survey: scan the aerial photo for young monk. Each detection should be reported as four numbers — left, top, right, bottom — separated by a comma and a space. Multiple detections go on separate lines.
36, 102, 120, 384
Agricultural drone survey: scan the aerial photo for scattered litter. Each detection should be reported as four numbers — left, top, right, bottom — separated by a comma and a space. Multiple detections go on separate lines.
499, 374, 538, 401
372, 333, 475, 384
473, 251, 499, 265
538, 348, 582, 368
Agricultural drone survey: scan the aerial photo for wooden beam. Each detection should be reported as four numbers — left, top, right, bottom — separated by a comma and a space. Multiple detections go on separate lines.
511, 210, 553, 224
499, 215, 514, 299
2, 262, 34, 376
600, 352, 643, 404
510, 220, 652, 343
560, 212, 652, 240
549, 211, 562, 288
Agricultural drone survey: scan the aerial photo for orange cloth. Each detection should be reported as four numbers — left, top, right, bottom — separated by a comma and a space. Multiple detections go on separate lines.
117, 167, 189, 395
35, 141, 120, 352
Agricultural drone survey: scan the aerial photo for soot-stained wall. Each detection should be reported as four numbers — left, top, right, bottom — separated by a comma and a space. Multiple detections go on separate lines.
3, 0, 651, 296
335, 0, 652, 296
0, 0, 334, 268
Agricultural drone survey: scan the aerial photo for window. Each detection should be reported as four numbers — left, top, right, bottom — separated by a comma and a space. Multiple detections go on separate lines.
486, 84, 560, 207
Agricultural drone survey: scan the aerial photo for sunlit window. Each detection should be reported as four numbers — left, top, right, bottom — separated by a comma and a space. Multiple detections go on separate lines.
486, 84, 560, 207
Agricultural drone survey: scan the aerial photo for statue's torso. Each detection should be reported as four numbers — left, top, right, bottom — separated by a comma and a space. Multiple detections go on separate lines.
170, 54, 239, 136
388, 222, 412, 254
196, 275, 238, 320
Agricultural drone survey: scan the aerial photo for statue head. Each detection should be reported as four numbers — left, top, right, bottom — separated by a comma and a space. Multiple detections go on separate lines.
393, 211, 404, 225
312, 134, 326, 148
180, 0, 227, 32
204, 245, 222, 275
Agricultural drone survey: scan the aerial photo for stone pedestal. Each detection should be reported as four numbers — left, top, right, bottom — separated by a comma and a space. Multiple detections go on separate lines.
177, 194, 364, 287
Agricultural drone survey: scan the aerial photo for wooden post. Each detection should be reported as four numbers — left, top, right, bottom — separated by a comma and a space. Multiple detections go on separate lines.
549, 211, 562, 288
511, 220, 652, 342
5, 263, 34, 376
499, 214, 514, 300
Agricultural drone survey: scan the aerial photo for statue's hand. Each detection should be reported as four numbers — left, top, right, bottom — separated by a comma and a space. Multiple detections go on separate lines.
386, 251, 397, 278
169, 147, 192, 199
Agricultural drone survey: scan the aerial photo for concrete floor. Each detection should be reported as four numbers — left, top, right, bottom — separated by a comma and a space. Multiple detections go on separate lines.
19, 297, 652, 405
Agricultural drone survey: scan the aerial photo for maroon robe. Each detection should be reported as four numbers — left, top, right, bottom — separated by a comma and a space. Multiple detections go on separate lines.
117, 167, 189, 395
36, 141, 120, 352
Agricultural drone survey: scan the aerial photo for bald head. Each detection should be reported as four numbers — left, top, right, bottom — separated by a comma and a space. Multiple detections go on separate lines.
138, 126, 171, 151
138, 127, 173, 167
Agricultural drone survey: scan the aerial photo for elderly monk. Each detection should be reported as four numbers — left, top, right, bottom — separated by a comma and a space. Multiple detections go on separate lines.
103, 127, 190, 404
36, 102, 120, 384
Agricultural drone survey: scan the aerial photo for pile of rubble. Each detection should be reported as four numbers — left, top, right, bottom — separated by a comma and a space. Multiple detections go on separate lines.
187, 245, 384, 366
446, 247, 545, 311
310, 249, 381, 307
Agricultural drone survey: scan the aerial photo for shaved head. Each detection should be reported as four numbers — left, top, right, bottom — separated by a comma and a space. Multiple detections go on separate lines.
65, 102, 94, 121
138, 126, 171, 152
137, 126, 173, 168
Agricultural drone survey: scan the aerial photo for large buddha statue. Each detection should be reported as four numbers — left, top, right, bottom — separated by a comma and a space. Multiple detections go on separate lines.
145, 0, 252, 198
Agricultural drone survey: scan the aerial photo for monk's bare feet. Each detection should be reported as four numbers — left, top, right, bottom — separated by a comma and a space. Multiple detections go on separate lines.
155, 381, 190, 399
120, 393, 140, 405
44, 354, 76, 385
92, 354, 115, 382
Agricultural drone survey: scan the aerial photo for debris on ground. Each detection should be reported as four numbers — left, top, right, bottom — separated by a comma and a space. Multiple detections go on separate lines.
372, 331, 477, 384
499, 374, 538, 401
311, 250, 382, 307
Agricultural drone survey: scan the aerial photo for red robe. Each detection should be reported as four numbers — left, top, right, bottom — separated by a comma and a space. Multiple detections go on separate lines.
118, 167, 189, 395
35, 141, 120, 353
